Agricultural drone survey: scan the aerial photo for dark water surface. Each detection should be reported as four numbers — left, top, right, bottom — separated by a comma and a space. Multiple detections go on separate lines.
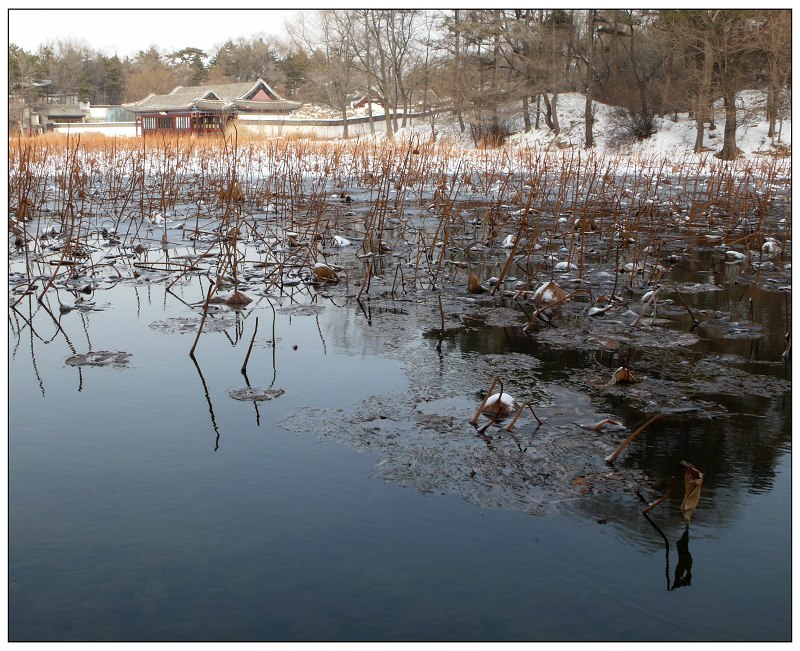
8, 269, 791, 642
8, 153, 793, 641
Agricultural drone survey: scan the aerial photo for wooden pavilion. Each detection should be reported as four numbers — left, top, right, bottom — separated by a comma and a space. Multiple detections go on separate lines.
123, 79, 301, 136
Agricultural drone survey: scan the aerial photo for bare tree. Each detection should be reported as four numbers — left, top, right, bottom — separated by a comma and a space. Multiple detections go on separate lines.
660, 10, 762, 159
753, 10, 791, 140
288, 11, 360, 136
576, 10, 599, 148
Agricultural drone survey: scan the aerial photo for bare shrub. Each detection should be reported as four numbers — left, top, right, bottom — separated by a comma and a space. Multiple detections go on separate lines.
469, 119, 515, 148
607, 106, 658, 145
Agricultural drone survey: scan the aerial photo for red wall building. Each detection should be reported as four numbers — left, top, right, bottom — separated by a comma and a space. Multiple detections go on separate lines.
123, 79, 301, 136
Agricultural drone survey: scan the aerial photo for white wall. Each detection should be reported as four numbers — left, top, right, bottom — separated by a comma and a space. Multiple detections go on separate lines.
51, 122, 137, 137
47, 112, 435, 140
89, 107, 108, 121
237, 113, 430, 139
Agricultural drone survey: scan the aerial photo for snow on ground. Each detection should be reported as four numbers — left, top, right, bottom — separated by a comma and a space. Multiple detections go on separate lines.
357, 89, 790, 162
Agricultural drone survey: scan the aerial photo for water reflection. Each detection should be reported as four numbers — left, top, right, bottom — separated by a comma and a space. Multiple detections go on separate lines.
672, 529, 693, 590
189, 352, 222, 451
643, 513, 694, 592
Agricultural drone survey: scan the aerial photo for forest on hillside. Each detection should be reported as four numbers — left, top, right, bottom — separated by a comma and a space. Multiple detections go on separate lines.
9, 9, 791, 159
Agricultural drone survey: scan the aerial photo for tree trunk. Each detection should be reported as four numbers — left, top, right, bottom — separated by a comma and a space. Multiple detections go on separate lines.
341, 107, 348, 139
584, 93, 593, 149
367, 100, 375, 134
716, 92, 738, 160
767, 55, 778, 138
384, 106, 394, 140
694, 38, 714, 154
661, 49, 673, 118
492, 9, 501, 133
535, 94, 541, 129
543, 92, 560, 135
694, 95, 705, 153
584, 9, 595, 148
701, 38, 714, 132
551, 93, 560, 135
454, 9, 466, 133
542, 92, 554, 130
522, 96, 531, 133
363, 14, 376, 134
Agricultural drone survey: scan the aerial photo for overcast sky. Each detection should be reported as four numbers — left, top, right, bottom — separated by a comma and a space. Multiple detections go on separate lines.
9, 8, 304, 58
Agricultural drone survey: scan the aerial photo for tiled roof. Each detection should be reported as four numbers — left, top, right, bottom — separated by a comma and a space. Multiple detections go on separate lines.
123, 79, 299, 114
234, 99, 301, 112
39, 104, 88, 118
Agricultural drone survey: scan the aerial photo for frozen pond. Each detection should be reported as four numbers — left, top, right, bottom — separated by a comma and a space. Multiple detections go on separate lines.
8, 137, 791, 641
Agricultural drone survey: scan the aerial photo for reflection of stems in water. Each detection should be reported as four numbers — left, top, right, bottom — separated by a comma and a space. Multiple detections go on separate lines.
28, 311, 46, 397
671, 528, 692, 590
783, 292, 791, 360
79, 311, 92, 350
29, 284, 79, 362
10, 310, 23, 357
263, 296, 278, 386
36, 296, 78, 353
641, 510, 671, 591
391, 262, 406, 297
241, 316, 259, 374
190, 283, 215, 356
436, 293, 445, 352
221, 312, 247, 348
240, 367, 261, 426
356, 298, 372, 326
10, 304, 42, 344
357, 262, 373, 301
315, 314, 327, 355
165, 286, 195, 310
189, 353, 221, 451
610, 245, 621, 300
672, 287, 699, 329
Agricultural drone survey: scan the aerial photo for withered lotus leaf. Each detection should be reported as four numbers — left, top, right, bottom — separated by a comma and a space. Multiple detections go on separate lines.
225, 290, 252, 306
612, 367, 635, 384
313, 262, 339, 283
680, 461, 704, 526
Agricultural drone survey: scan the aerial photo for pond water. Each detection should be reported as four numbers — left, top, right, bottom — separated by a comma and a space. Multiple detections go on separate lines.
8, 146, 792, 642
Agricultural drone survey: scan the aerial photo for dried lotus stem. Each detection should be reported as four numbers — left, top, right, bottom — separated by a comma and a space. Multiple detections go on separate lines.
469, 376, 500, 426
605, 413, 662, 464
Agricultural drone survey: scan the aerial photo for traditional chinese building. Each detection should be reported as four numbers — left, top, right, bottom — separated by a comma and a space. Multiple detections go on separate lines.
123, 79, 301, 136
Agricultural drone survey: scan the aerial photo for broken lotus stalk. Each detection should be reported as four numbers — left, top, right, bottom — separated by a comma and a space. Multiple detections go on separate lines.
605, 413, 662, 464
469, 376, 500, 426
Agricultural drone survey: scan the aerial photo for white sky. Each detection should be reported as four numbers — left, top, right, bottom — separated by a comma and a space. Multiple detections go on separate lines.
8, 8, 305, 58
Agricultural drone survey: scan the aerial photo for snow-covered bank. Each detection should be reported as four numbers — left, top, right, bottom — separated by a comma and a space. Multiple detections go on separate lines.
375, 89, 790, 162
